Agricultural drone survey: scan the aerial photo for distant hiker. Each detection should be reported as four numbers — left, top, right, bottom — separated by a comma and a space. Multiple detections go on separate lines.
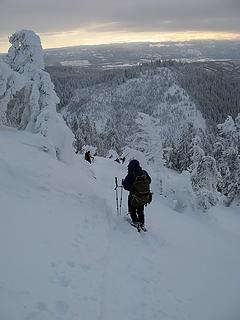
120, 156, 126, 164
114, 157, 120, 163
85, 151, 94, 164
123, 160, 152, 231
75, 146, 80, 154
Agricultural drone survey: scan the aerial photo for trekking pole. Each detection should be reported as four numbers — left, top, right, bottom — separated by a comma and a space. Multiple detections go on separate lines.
119, 179, 124, 216
114, 177, 119, 216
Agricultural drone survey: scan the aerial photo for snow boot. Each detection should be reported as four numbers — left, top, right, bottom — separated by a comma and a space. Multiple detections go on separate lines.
140, 223, 147, 232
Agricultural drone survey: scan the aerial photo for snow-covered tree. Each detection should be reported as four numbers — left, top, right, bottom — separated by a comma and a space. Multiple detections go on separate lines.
167, 123, 196, 171
214, 115, 240, 205
191, 154, 219, 211
190, 135, 205, 169
189, 136, 219, 211
217, 116, 237, 144
0, 30, 74, 162
5, 30, 44, 74
0, 61, 24, 125
235, 113, 240, 132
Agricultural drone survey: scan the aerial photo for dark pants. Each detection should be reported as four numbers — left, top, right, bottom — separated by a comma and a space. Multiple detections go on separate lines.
128, 196, 145, 224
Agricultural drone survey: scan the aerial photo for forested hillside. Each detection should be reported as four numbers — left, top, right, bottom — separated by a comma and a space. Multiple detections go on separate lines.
48, 59, 240, 131
48, 60, 240, 208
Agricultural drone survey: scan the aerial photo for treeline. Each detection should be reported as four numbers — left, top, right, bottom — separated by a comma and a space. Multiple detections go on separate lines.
175, 63, 240, 130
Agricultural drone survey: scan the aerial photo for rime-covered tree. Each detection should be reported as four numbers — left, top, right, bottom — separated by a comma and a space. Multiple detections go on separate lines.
0, 61, 24, 125
189, 136, 219, 211
190, 153, 219, 211
0, 30, 74, 162
214, 115, 240, 205
189, 135, 205, 169
167, 123, 196, 171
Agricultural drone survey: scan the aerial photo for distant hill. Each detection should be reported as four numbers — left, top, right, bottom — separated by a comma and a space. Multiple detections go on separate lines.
44, 40, 240, 67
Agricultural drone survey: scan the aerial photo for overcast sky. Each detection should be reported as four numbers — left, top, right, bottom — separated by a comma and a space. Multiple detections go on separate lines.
0, 0, 240, 51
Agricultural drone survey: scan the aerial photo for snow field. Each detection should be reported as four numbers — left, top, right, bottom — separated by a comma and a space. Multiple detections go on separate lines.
0, 128, 240, 320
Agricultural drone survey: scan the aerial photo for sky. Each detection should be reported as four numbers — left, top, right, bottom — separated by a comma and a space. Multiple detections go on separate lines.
0, 0, 240, 52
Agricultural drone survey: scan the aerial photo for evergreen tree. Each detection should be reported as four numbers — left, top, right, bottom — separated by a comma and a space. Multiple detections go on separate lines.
190, 136, 205, 166
168, 123, 196, 171
190, 154, 219, 211
214, 115, 240, 205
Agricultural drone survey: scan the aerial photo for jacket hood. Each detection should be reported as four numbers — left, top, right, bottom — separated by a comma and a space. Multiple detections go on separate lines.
128, 159, 141, 172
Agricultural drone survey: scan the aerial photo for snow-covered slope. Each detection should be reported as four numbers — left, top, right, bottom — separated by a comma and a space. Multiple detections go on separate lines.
62, 67, 206, 157
1, 127, 240, 320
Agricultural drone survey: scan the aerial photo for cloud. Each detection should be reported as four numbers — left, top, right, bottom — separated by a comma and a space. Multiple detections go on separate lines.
0, 0, 239, 40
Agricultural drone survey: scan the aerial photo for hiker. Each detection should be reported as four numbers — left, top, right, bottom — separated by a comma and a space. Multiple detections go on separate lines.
85, 151, 94, 164
75, 146, 80, 154
114, 157, 120, 163
123, 159, 152, 230
120, 156, 126, 164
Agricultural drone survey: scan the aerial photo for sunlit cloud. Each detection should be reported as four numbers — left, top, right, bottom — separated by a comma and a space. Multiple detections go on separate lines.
21, 30, 240, 49
1, 29, 240, 53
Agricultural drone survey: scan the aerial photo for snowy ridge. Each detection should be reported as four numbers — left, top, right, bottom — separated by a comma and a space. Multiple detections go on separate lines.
63, 67, 206, 157
1, 127, 240, 320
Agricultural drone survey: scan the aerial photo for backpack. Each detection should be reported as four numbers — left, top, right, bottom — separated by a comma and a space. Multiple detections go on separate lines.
130, 173, 152, 208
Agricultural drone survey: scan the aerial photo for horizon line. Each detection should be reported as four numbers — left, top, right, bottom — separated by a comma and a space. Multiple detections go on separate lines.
1, 37, 240, 54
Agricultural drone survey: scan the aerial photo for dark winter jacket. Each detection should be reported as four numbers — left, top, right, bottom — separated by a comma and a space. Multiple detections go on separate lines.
123, 160, 151, 192
85, 151, 93, 164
